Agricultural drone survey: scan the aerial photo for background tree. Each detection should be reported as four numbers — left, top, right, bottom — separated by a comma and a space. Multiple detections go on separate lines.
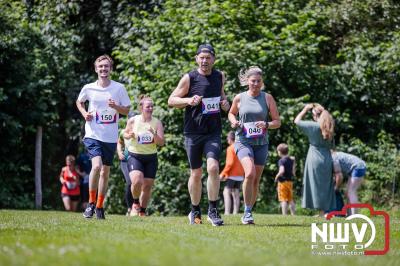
1, 0, 398, 213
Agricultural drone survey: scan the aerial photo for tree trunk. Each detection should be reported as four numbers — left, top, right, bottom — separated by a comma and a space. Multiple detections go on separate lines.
393, 176, 396, 203
35, 126, 43, 209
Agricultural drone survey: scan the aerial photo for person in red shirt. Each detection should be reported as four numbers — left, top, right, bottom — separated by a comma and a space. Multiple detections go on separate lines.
59, 155, 81, 211
220, 131, 245, 214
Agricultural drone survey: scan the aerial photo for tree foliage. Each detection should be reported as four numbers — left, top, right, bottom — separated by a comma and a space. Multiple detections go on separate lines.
1, 0, 399, 212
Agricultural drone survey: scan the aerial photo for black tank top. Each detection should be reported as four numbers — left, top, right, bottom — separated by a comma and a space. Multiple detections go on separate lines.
184, 69, 222, 135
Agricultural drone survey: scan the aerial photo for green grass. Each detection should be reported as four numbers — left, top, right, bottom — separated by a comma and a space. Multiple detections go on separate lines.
0, 210, 398, 266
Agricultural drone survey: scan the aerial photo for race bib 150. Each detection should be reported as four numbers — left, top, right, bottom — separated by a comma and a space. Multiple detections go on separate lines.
243, 122, 266, 138
96, 109, 117, 124
201, 96, 220, 114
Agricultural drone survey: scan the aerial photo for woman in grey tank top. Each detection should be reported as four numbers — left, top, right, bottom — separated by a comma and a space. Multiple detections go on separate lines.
228, 66, 281, 224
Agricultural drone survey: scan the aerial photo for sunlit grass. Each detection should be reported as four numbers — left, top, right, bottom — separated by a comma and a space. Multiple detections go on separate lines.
0, 210, 398, 265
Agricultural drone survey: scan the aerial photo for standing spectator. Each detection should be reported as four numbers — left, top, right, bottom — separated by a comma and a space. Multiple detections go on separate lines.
274, 143, 296, 215
220, 131, 244, 215
76, 151, 91, 210
59, 155, 81, 212
294, 103, 336, 216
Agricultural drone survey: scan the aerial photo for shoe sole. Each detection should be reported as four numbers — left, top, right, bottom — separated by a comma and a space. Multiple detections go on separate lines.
207, 216, 224, 226
188, 213, 202, 225
130, 209, 141, 217
130, 207, 141, 217
83, 213, 94, 218
241, 220, 255, 225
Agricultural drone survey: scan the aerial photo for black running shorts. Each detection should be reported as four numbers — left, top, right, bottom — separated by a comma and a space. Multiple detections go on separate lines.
184, 134, 221, 169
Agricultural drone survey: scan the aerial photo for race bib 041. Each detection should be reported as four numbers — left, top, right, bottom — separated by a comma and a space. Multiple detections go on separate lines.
201, 96, 221, 114
243, 122, 266, 138
96, 109, 117, 124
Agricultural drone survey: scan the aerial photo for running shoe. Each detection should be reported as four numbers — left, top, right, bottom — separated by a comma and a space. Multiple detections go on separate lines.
207, 208, 224, 226
96, 208, 105, 220
138, 211, 146, 217
130, 203, 141, 217
83, 203, 96, 218
241, 212, 255, 225
188, 210, 202, 225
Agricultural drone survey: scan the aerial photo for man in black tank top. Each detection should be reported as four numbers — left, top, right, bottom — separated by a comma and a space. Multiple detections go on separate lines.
168, 44, 230, 226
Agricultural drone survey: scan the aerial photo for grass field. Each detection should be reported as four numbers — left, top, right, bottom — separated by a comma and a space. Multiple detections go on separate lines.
0, 210, 398, 266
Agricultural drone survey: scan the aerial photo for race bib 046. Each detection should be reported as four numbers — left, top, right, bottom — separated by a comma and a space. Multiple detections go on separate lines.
243, 122, 266, 138
201, 96, 221, 114
137, 132, 154, 144
96, 109, 117, 124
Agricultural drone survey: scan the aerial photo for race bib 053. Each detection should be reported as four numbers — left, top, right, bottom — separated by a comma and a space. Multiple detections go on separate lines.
137, 132, 154, 144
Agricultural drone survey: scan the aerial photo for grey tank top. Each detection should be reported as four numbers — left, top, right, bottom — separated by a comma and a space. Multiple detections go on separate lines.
236, 91, 269, 145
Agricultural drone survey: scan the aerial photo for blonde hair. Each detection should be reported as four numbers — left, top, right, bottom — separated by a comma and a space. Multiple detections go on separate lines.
312, 104, 334, 141
66, 155, 75, 163
238, 66, 263, 86
138, 94, 153, 111
94, 54, 113, 70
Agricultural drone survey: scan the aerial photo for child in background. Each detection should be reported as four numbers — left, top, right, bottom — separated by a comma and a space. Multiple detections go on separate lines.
275, 143, 296, 215
220, 131, 245, 214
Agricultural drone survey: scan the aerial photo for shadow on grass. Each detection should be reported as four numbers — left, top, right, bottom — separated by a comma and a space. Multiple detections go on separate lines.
219, 223, 309, 227
262, 223, 309, 227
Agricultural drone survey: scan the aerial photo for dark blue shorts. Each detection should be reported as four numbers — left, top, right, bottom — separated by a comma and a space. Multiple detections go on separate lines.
351, 167, 366, 178
184, 134, 221, 169
83, 138, 117, 166
128, 153, 158, 179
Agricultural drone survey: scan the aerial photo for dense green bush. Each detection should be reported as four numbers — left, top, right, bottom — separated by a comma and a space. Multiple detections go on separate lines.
110, 0, 399, 214
1, 1, 399, 213
336, 132, 400, 207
